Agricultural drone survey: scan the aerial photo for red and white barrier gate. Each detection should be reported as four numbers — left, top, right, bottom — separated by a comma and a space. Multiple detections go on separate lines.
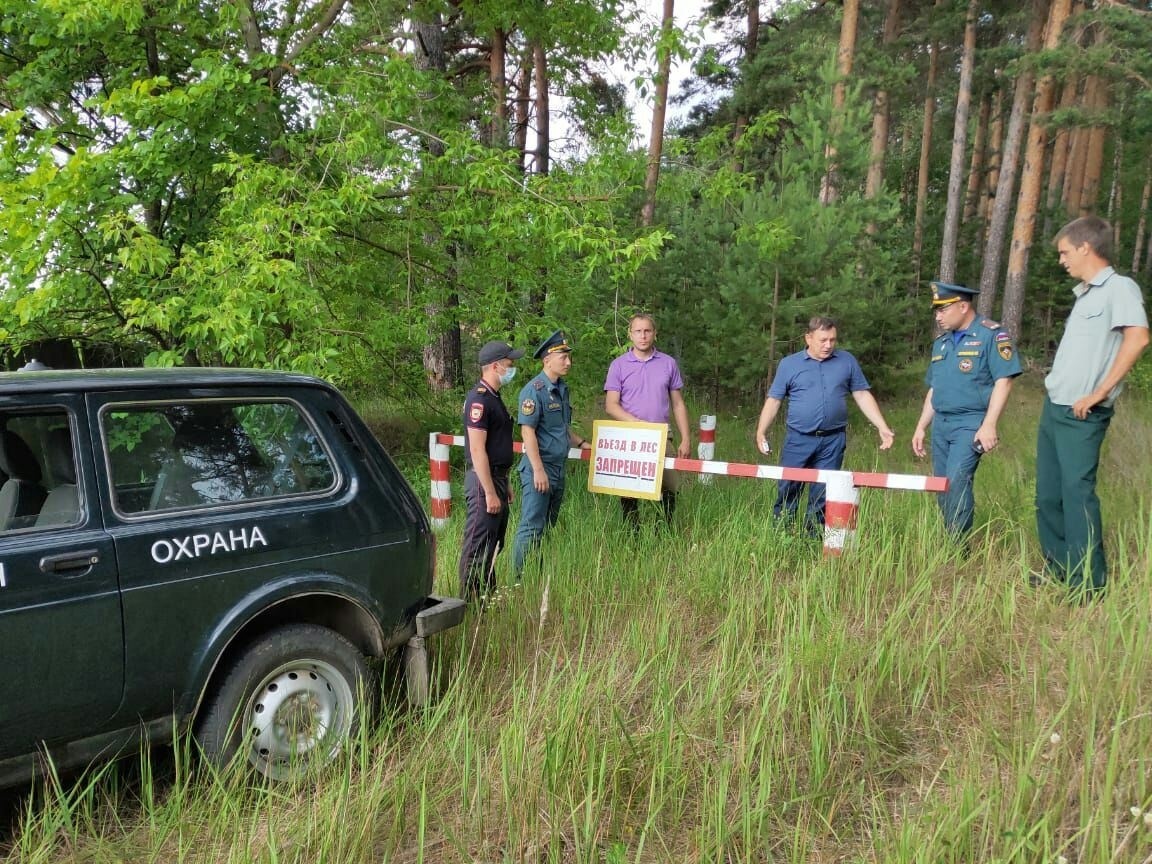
429, 432, 947, 556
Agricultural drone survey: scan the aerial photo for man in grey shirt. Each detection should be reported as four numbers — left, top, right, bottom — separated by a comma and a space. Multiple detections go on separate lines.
1037, 216, 1149, 595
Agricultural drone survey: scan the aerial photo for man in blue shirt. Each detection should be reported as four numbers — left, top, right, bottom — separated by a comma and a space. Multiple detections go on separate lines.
754, 317, 895, 532
912, 282, 1022, 537
512, 330, 591, 576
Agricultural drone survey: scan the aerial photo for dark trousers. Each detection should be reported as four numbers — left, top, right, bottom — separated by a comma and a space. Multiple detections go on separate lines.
620, 466, 680, 527
930, 415, 983, 537
458, 469, 510, 599
1036, 396, 1112, 591
512, 461, 566, 574
774, 428, 846, 527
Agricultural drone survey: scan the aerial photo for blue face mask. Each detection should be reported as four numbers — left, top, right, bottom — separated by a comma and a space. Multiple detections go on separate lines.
498, 366, 517, 386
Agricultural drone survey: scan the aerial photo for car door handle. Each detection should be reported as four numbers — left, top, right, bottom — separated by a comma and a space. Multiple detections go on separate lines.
40, 550, 101, 574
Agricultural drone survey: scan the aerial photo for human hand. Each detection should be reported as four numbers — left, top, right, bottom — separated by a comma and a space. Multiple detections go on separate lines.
911, 427, 927, 458
878, 428, 895, 451
1072, 393, 1102, 419
974, 424, 998, 453
485, 487, 502, 514
755, 434, 771, 455
677, 440, 691, 459
533, 468, 550, 493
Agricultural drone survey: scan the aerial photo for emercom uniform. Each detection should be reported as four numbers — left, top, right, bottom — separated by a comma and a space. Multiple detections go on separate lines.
926, 311, 1021, 534
512, 330, 577, 575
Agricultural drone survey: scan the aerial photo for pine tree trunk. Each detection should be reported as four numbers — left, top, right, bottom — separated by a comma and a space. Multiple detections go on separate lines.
819, 0, 859, 205
911, 16, 941, 288
487, 28, 508, 148
1106, 131, 1123, 248
1062, 124, 1087, 216
1044, 72, 1078, 215
732, 0, 760, 171
938, 0, 979, 283
414, 13, 462, 391
865, 0, 903, 204
532, 42, 550, 177
641, 0, 675, 227
963, 90, 991, 225
1132, 159, 1152, 274
1001, 0, 1072, 337
1078, 64, 1109, 214
981, 87, 1004, 229
513, 49, 531, 173
976, 0, 1048, 318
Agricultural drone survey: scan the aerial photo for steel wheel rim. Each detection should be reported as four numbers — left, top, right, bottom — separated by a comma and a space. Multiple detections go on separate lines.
242, 658, 355, 779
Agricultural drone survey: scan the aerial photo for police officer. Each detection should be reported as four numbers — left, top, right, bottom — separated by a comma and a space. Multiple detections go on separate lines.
912, 282, 1022, 536
459, 339, 524, 600
512, 330, 590, 576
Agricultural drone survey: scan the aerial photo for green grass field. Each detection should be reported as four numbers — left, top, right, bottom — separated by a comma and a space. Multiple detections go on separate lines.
5, 373, 1152, 863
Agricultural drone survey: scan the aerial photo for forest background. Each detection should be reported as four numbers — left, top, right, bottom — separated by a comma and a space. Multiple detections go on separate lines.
7, 3, 1152, 861
4, 0, 1152, 417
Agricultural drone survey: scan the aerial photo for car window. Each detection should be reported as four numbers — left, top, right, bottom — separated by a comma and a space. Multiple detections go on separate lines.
105, 400, 336, 514
0, 409, 82, 534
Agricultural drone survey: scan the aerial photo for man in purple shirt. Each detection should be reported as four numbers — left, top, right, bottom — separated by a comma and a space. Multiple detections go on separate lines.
604, 313, 692, 527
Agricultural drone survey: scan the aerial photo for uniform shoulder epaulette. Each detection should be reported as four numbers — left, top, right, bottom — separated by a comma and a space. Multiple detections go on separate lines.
980, 319, 1001, 330
476, 386, 487, 394
533, 378, 545, 390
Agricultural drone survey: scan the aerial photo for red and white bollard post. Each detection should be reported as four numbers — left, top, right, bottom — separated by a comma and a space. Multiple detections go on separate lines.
822, 471, 859, 557
428, 433, 452, 531
697, 415, 716, 485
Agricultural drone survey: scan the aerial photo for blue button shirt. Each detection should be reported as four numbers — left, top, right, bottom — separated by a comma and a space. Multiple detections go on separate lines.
768, 349, 870, 433
516, 371, 572, 464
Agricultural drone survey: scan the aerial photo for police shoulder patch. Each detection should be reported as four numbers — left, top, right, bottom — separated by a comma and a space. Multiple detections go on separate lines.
521, 398, 536, 416
980, 318, 1001, 330
999, 345, 1013, 361
469, 403, 484, 422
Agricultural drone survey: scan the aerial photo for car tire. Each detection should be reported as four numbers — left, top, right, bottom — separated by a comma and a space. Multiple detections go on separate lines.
195, 623, 373, 781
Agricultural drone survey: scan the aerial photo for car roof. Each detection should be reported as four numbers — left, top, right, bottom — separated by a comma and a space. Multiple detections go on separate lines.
0, 367, 335, 396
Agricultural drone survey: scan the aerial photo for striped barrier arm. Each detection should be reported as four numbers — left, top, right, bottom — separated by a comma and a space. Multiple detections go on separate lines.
429, 432, 947, 555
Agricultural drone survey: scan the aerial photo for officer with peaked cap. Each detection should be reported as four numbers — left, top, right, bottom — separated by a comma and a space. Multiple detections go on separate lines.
912, 281, 1022, 537
512, 330, 590, 577
459, 339, 524, 600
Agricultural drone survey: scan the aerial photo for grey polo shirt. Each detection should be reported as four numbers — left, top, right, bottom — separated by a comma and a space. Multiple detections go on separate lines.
1045, 266, 1148, 407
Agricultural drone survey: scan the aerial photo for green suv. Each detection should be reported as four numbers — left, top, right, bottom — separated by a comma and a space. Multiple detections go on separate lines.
0, 367, 463, 785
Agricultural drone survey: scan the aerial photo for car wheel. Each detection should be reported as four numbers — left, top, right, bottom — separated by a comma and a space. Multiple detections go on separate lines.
195, 623, 373, 781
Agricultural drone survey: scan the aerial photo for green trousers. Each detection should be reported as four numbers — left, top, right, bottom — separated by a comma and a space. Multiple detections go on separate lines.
1035, 396, 1113, 591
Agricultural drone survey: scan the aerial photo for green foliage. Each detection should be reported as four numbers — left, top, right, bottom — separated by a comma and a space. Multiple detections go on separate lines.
637, 71, 913, 405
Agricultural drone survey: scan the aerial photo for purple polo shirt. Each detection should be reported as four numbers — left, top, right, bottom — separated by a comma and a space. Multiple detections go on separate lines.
604, 349, 684, 423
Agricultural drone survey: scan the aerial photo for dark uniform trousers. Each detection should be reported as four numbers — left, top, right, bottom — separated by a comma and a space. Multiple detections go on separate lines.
1035, 396, 1113, 591
512, 461, 566, 574
458, 467, 510, 599
931, 415, 983, 537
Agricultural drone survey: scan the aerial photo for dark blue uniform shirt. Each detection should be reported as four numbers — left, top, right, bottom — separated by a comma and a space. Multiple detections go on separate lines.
926, 319, 1022, 416
768, 349, 870, 433
516, 372, 571, 464
462, 381, 513, 469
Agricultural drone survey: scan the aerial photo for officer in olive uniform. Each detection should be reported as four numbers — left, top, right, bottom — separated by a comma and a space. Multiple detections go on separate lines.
459, 339, 524, 600
912, 282, 1022, 536
512, 330, 590, 576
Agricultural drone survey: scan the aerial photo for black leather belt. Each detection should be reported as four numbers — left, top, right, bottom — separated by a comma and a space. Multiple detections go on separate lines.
809, 428, 845, 437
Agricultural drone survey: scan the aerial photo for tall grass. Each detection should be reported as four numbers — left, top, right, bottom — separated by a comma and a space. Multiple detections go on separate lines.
5, 375, 1152, 862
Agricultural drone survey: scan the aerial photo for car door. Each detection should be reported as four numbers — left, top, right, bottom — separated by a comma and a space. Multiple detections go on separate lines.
0, 396, 123, 759
92, 387, 360, 722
